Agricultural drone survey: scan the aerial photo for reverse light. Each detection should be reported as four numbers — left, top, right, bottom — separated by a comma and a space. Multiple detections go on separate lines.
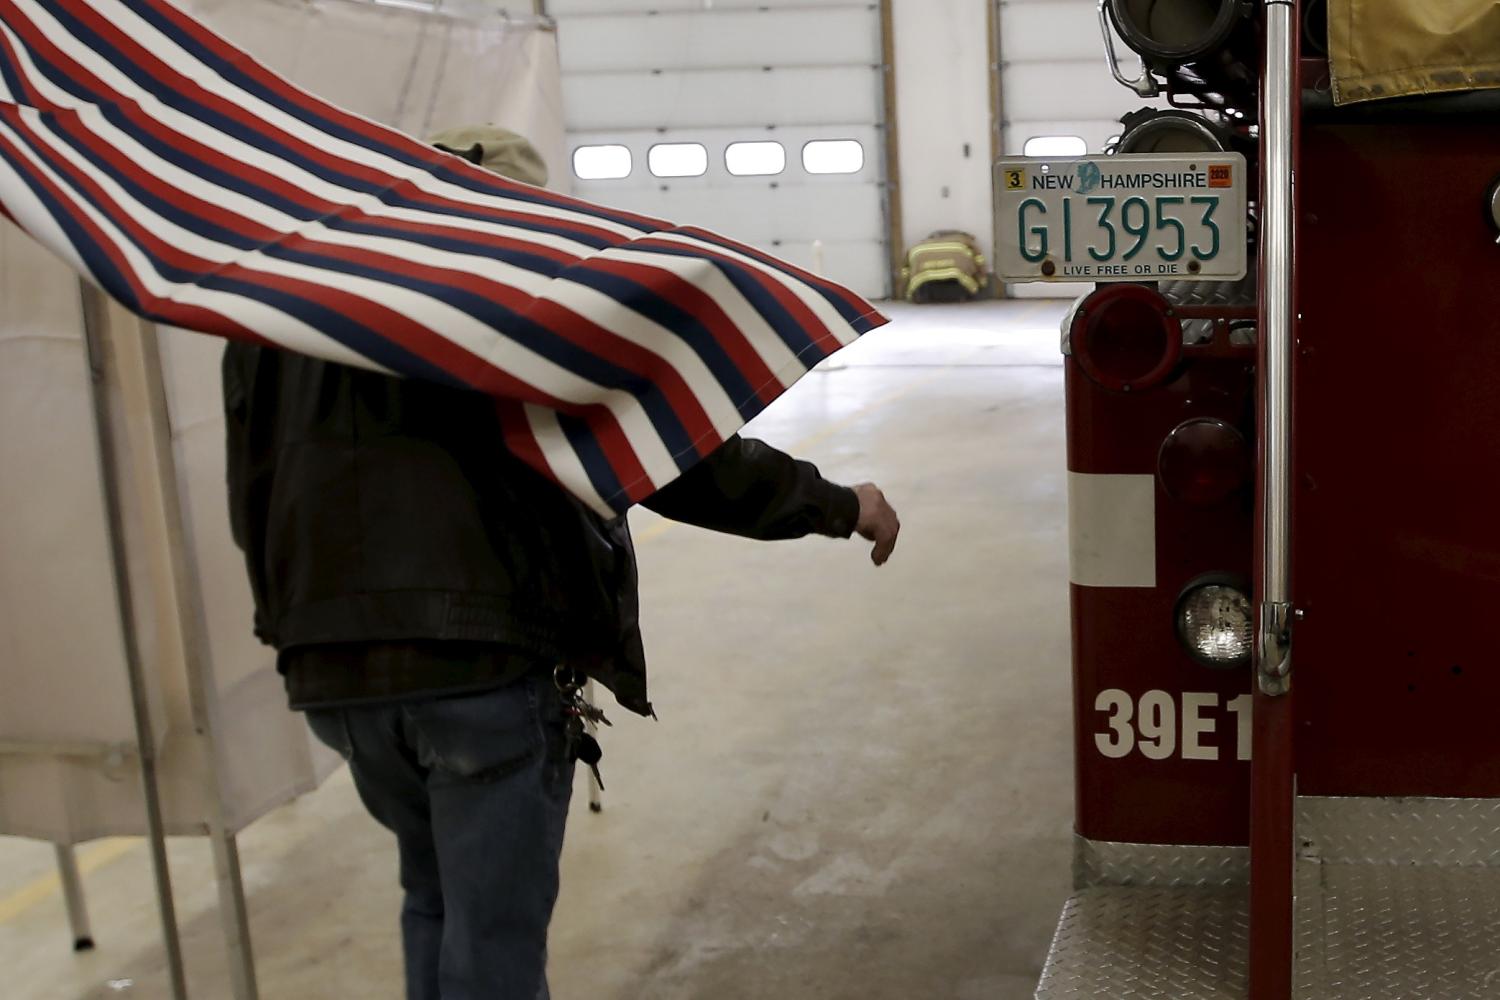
1175, 576, 1253, 669
1068, 284, 1183, 393
1158, 418, 1250, 505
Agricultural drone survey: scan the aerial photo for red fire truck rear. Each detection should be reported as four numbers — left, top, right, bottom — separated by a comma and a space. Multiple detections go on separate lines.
996, 2, 1500, 996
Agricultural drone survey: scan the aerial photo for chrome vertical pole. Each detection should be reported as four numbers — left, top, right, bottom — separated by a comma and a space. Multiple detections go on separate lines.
1258, 0, 1296, 697
54, 844, 95, 951
79, 281, 190, 1000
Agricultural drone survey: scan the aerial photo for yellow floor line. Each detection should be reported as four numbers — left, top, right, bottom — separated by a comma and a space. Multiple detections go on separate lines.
0, 838, 140, 925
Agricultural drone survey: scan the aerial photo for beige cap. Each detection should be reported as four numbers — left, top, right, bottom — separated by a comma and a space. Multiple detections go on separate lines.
427, 125, 548, 188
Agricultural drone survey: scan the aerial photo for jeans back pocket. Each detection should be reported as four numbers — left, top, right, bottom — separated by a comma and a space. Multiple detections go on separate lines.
404, 678, 544, 784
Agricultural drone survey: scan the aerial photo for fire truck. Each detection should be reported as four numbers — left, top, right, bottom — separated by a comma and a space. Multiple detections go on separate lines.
995, 1, 1500, 996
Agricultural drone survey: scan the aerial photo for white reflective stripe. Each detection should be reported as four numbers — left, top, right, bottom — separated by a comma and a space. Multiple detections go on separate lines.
1068, 472, 1156, 588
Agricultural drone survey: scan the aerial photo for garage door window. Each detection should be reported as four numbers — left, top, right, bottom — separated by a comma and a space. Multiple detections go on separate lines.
1023, 135, 1088, 157
648, 143, 709, 178
802, 139, 864, 175
725, 141, 786, 177
572, 145, 632, 180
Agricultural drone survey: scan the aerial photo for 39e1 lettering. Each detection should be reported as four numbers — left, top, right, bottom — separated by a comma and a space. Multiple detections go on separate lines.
1094, 689, 1252, 763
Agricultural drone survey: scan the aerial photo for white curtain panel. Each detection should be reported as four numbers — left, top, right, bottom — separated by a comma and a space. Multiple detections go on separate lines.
189, 0, 568, 186
0, 0, 566, 843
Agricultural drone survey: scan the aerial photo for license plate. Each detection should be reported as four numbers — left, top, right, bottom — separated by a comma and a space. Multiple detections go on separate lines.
994, 153, 1248, 284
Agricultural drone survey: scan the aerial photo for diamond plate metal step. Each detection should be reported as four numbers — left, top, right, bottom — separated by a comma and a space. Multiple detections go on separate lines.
1036, 801, 1500, 999
1033, 886, 1249, 999
1294, 860, 1500, 998
1294, 797, 1500, 999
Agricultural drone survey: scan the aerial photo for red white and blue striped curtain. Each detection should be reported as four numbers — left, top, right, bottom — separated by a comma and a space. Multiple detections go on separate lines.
0, 0, 886, 515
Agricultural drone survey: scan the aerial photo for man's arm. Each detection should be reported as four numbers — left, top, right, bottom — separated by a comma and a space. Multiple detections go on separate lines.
641, 436, 901, 565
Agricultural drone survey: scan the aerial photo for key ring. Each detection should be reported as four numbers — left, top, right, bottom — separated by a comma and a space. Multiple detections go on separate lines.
553, 664, 584, 698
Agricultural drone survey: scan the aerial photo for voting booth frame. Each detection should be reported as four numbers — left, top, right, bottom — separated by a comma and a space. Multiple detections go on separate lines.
10, 282, 609, 999
12, 243, 621, 1000
0, 8, 583, 996
1037, 1, 1500, 998
5, 283, 261, 1000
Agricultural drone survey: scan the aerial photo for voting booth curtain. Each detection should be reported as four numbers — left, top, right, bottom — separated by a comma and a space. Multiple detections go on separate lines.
0, 0, 566, 844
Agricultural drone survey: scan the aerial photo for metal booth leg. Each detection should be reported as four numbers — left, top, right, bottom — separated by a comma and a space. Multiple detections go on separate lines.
54, 844, 95, 951
115, 313, 262, 1000
80, 282, 190, 1000
211, 832, 258, 1000
111, 312, 262, 1000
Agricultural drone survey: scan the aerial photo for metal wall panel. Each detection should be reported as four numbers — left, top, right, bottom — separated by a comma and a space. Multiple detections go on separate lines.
1001, 2, 1105, 62
587, 182, 884, 244
548, 0, 872, 13
556, 8, 878, 72
1003, 117, 1127, 155
1001, 62, 1135, 131
998, 0, 1153, 152
569, 122, 884, 291
553, 2, 888, 295
561, 67, 881, 131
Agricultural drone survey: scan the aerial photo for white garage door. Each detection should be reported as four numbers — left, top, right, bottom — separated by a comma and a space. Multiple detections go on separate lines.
999, 0, 1152, 156
998, 0, 1164, 297
549, 0, 891, 299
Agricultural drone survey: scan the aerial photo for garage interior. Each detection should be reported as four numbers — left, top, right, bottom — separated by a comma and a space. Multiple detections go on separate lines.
1, 0, 1132, 997
4, 300, 1074, 999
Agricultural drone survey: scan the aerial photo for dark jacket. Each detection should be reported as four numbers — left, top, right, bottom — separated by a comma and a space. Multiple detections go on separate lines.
222, 343, 859, 716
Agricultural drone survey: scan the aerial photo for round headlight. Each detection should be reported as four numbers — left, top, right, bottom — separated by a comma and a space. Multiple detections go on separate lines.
1175, 576, 1253, 668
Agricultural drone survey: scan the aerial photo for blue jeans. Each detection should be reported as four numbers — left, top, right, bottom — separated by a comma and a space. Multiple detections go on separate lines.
306, 672, 575, 1000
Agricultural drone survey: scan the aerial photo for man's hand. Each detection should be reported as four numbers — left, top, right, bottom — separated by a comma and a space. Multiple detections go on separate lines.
853, 483, 900, 566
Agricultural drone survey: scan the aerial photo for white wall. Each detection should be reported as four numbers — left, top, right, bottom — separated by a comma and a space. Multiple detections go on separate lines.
892, 0, 995, 261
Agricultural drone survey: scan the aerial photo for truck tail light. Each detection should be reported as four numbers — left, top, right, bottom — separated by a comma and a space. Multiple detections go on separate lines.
1158, 418, 1250, 505
1107, 0, 1244, 65
1175, 575, 1253, 669
1069, 284, 1182, 392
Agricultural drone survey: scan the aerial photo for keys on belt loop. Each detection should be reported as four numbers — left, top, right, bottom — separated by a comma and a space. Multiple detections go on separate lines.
554, 665, 609, 788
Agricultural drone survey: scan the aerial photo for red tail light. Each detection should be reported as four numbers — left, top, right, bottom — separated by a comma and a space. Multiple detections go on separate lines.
1069, 284, 1183, 392
1158, 417, 1250, 505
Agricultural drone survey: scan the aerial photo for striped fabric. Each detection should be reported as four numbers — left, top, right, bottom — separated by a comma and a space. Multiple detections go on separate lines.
0, 0, 886, 515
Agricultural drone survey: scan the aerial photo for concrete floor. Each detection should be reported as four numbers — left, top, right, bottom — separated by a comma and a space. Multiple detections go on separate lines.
0, 299, 1075, 1000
